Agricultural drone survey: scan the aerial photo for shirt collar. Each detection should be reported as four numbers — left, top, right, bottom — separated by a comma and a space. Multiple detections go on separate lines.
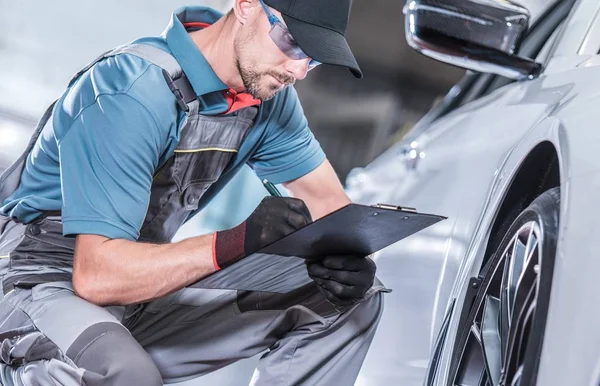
163, 6, 228, 97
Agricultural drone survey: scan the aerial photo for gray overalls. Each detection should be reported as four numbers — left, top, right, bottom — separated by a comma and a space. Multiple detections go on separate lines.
0, 44, 385, 386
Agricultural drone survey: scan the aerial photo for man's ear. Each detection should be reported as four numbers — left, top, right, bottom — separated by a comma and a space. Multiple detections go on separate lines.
232, 0, 256, 25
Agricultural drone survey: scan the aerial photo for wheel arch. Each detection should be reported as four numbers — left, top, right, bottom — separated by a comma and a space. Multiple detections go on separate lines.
482, 140, 561, 268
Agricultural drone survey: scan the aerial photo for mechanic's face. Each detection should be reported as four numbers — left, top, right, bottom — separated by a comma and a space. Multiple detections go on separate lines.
234, 2, 311, 101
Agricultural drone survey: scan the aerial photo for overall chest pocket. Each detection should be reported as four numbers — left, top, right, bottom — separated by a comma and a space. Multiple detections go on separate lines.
172, 148, 238, 190
138, 111, 256, 243
172, 149, 238, 215
172, 113, 255, 188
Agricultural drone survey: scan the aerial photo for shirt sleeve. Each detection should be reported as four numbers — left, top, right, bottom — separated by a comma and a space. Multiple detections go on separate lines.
58, 93, 164, 240
248, 87, 326, 184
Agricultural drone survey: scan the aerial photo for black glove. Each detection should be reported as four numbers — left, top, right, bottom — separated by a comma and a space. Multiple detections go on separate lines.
306, 255, 376, 307
213, 196, 312, 270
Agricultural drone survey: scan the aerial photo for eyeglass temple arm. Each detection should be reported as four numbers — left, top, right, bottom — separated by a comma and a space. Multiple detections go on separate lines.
258, 0, 280, 25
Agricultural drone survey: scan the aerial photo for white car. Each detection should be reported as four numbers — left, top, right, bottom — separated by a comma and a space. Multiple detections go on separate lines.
347, 0, 600, 385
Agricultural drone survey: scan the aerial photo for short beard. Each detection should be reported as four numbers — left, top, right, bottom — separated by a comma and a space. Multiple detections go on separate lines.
236, 61, 281, 101
234, 34, 295, 101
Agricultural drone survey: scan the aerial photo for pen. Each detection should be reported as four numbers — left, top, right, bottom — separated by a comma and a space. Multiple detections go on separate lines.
262, 179, 282, 197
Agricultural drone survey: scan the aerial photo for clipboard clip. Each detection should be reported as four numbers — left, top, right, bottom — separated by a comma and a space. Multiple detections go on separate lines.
372, 203, 418, 213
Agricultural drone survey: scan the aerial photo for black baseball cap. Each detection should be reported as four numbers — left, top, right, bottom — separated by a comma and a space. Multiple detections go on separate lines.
263, 0, 362, 78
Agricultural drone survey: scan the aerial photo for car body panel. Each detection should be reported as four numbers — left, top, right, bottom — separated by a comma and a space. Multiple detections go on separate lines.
536, 171, 600, 386
352, 0, 600, 383
554, 0, 600, 56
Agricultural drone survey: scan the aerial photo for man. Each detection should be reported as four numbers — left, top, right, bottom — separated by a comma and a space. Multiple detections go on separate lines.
0, 0, 387, 385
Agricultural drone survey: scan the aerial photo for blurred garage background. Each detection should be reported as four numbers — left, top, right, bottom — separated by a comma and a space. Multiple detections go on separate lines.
0, 0, 464, 384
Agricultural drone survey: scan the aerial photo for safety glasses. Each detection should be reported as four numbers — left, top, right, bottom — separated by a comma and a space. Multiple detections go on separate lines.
258, 0, 321, 70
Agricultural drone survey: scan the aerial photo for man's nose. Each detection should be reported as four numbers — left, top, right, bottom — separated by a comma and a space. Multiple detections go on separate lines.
285, 58, 310, 80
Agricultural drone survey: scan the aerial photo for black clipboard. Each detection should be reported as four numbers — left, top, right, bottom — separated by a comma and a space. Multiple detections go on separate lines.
258, 203, 445, 258
190, 203, 446, 293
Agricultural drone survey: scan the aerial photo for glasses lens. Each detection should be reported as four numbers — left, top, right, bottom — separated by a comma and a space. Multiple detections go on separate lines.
267, 19, 321, 71
269, 23, 308, 60
308, 59, 321, 70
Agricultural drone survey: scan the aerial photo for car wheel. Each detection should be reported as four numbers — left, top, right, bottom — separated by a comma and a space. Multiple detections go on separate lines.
448, 187, 560, 386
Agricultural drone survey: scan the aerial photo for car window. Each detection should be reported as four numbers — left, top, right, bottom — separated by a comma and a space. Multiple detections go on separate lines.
430, 0, 576, 121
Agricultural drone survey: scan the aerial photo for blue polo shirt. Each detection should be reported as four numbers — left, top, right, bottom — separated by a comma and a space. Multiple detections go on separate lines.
0, 6, 325, 241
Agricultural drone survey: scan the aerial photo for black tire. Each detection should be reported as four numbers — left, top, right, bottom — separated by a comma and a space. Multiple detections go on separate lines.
447, 187, 560, 386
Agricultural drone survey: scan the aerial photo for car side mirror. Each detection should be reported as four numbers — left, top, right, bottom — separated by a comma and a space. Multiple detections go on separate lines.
404, 0, 542, 80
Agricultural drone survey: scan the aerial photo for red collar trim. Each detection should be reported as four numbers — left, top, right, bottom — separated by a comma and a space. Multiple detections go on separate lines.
184, 21, 211, 29
183, 22, 261, 114
224, 88, 261, 114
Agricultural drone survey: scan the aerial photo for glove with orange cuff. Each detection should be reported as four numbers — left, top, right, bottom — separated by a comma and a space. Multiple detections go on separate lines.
212, 196, 312, 270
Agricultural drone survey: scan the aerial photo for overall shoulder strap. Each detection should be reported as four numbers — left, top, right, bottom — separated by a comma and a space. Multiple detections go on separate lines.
107, 44, 198, 114
67, 44, 199, 117
0, 43, 198, 205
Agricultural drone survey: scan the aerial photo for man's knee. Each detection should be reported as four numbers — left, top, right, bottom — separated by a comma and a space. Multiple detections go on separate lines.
67, 322, 162, 386
344, 291, 385, 332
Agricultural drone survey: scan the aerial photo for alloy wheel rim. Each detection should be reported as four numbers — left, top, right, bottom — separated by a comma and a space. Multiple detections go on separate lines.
454, 221, 541, 386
